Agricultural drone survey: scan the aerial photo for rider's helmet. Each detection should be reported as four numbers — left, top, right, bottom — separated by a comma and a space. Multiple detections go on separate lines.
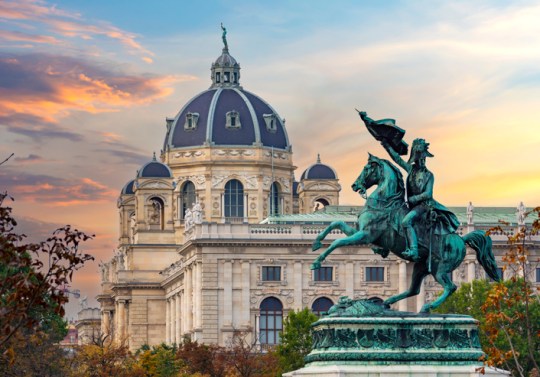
408, 138, 434, 163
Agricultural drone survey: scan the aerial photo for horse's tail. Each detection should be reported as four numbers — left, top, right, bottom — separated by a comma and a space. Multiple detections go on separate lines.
462, 230, 500, 282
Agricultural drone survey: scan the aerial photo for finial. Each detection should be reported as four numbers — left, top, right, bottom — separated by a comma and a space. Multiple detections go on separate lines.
152, 152, 156, 161
317, 154, 321, 163
221, 23, 228, 50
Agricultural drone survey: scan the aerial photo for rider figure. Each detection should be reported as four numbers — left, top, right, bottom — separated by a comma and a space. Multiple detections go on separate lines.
381, 138, 435, 261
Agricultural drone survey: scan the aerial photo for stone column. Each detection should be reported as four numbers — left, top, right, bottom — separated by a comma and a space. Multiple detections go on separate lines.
223, 260, 233, 326
185, 266, 193, 332
293, 261, 303, 310
101, 310, 110, 337
220, 193, 224, 221
175, 293, 181, 343
170, 295, 176, 344
117, 300, 126, 343
345, 262, 354, 298
243, 194, 248, 220
241, 261, 251, 325
467, 261, 476, 283
398, 260, 408, 311
194, 262, 202, 329
165, 298, 170, 344
254, 313, 261, 346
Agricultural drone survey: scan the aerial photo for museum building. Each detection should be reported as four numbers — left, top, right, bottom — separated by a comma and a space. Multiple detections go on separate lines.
96, 37, 539, 351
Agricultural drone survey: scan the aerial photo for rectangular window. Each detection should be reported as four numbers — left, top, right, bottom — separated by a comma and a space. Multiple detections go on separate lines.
314, 267, 333, 281
365, 267, 384, 282
497, 267, 504, 280
216, 72, 221, 83
536, 268, 540, 283
224, 72, 230, 82
262, 266, 281, 281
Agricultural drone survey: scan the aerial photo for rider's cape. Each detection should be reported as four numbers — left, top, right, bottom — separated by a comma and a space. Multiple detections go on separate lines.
428, 200, 460, 235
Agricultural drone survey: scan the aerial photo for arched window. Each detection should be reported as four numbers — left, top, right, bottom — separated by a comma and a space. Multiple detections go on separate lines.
148, 197, 164, 230
311, 297, 333, 317
181, 181, 196, 220
259, 297, 283, 345
224, 179, 244, 219
313, 198, 329, 212
270, 182, 280, 216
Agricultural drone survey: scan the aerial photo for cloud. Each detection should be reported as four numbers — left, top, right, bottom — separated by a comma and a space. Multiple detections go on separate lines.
13, 153, 44, 164
0, 29, 60, 44
0, 168, 116, 206
0, 53, 185, 140
0, 0, 153, 62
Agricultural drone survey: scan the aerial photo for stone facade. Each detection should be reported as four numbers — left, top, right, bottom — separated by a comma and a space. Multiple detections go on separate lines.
96, 35, 540, 351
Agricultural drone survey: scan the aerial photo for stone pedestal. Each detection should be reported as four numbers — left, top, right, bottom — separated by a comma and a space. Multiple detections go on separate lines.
284, 298, 509, 377
284, 364, 506, 376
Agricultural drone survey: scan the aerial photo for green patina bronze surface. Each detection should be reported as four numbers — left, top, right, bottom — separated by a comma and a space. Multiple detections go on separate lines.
304, 299, 484, 365
311, 111, 501, 313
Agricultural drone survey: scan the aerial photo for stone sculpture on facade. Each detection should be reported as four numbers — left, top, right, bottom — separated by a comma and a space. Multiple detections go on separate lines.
192, 200, 203, 224
517, 201, 526, 225
311, 111, 500, 313
467, 201, 474, 225
184, 208, 194, 230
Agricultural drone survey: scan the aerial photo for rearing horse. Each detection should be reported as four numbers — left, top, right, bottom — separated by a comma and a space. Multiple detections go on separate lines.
311, 154, 500, 312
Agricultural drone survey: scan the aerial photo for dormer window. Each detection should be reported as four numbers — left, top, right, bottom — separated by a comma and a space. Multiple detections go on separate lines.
224, 72, 230, 83
184, 112, 199, 131
233, 72, 238, 83
226, 110, 241, 129
263, 113, 277, 132
216, 72, 221, 83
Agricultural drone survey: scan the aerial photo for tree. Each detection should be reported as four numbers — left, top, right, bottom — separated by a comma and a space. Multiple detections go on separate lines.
70, 343, 146, 377
176, 337, 228, 377
137, 343, 181, 377
275, 308, 318, 374
435, 207, 540, 377
0, 192, 94, 364
225, 329, 279, 377
481, 207, 540, 377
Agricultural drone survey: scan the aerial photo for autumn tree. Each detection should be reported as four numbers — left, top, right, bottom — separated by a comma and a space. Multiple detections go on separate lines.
275, 308, 318, 374
482, 207, 540, 377
224, 329, 279, 377
176, 337, 228, 377
0, 192, 94, 367
436, 207, 540, 377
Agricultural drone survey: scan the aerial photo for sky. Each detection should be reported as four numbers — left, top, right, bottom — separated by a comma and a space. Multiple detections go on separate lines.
1, 0, 539, 316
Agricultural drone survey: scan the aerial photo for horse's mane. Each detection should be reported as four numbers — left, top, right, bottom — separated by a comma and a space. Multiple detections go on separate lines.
379, 158, 405, 198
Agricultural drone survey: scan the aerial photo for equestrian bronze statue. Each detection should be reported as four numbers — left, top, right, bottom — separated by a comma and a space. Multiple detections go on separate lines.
311, 111, 500, 312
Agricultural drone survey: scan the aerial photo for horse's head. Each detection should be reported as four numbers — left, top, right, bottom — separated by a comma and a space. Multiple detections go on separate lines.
352, 154, 383, 199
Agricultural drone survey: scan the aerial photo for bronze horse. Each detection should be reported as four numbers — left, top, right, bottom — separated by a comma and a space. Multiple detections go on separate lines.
311, 154, 500, 312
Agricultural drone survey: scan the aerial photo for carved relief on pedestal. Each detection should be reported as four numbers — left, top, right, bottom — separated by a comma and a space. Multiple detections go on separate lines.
213, 149, 255, 157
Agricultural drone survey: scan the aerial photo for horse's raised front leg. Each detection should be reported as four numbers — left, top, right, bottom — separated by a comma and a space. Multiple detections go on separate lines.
420, 270, 456, 313
385, 262, 429, 309
312, 221, 357, 251
311, 230, 369, 270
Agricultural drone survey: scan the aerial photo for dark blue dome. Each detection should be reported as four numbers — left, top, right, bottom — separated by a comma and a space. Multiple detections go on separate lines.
300, 156, 337, 180
138, 158, 173, 178
164, 88, 290, 150
121, 179, 135, 195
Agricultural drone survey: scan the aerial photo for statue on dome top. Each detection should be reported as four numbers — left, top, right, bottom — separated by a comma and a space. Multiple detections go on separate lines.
221, 23, 228, 50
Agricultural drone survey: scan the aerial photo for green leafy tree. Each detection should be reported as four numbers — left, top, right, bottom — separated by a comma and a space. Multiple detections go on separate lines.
275, 308, 318, 374
137, 343, 181, 377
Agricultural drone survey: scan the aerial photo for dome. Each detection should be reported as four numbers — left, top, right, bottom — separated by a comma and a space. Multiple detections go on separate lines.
300, 155, 338, 180
163, 33, 290, 151
121, 179, 135, 195
137, 155, 173, 178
